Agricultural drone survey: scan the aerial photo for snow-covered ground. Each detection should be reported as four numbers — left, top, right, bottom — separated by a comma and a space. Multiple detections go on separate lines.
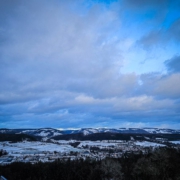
170, 141, 180, 144
0, 141, 81, 155
0, 140, 169, 160
135, 141, 165, 147
0, 140, 167, 155
78, 141, 117, 148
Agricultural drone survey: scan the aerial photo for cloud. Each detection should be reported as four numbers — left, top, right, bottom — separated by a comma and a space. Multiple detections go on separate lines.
0, 0, 180, 128
0, 0, 123, 101
123, 0, 169, 8
122, 0, 169, 21
165, 55, 180, 73
133, 0, 180, 50
136, 18, 180, 50
153, 73, 180, 99
169, 19, 180, 42
137, 31, 162, 49
140, 72, 180, 99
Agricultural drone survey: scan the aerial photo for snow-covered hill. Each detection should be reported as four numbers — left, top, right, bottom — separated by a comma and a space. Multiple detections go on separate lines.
0, 128, 62, 138
62, 128, 180, 135
1, 127, 180, 138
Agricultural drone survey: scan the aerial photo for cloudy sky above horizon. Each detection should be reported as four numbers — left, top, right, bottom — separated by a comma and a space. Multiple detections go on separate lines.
0, 0, 180, 129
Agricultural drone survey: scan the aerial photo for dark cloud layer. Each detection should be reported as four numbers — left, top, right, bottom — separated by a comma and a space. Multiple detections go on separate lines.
170, 19, 180, 41
133, 0, 180, 49
124, 0, 169, 8
165, 56, 180, 73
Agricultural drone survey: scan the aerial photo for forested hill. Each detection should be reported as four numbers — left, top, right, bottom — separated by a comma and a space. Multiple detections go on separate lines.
1, 128, 180, 141
0, 134, 37, 142
51, 132, 180, 141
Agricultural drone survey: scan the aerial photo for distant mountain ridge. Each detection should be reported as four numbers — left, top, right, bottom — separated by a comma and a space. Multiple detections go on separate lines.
0, 128, 180, 138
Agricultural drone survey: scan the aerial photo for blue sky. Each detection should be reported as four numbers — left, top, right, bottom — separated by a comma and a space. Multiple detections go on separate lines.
0, 0, 180, 129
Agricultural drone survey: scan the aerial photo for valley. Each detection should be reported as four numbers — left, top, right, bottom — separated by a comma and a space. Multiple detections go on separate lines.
0, 128, 180, 165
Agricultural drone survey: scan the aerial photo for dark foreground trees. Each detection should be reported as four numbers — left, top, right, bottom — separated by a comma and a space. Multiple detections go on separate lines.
1, 147, 180, 180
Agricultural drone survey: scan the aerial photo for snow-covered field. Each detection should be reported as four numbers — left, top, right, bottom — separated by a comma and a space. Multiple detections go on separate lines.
0, 141, 81, 155
170, 141, 180, 144
0, 140, 168, 158
135, 141, 165, 147
78, 141, 118, 148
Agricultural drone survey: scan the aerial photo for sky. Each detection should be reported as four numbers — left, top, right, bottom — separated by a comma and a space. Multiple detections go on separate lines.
0, 0, 180, 129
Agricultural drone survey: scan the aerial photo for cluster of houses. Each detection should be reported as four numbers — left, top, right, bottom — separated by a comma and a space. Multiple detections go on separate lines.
0, 139, 163, 165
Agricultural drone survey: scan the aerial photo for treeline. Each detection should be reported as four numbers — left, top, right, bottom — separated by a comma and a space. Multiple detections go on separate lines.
1, 147, 180, 180
52, 132, 180, 141
0, 150, 7, 157
0, 134, 37, 142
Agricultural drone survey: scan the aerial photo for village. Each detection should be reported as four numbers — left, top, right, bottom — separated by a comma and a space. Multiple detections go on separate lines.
0, 138, 171, 165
